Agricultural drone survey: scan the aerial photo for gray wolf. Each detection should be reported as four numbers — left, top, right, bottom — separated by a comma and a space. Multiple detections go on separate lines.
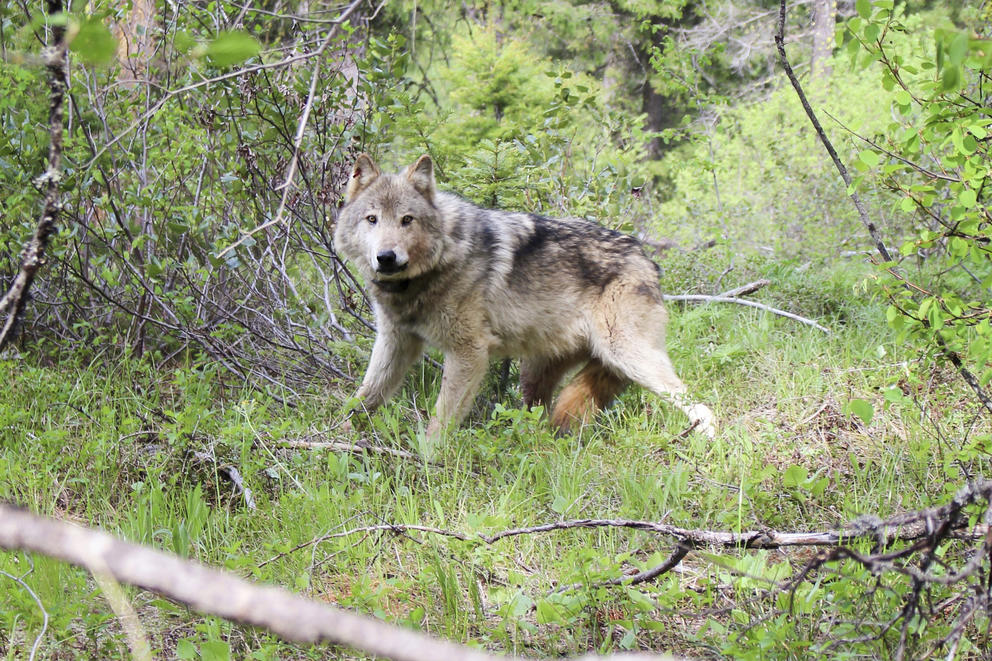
334, 154, 715, 438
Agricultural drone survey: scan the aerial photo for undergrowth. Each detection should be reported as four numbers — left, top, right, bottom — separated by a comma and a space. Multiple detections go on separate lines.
3, 256, 986, 659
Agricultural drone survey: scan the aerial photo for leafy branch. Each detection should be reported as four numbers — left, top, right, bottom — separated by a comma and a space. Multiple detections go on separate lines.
774, 0, 992, 416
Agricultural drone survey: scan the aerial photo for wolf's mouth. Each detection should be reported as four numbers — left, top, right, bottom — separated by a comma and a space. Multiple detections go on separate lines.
375, 263, 408, 275
372, 278, 411, 293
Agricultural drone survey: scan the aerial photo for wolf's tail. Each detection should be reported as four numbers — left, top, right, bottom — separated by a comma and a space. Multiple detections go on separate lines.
551, 359, 628, 433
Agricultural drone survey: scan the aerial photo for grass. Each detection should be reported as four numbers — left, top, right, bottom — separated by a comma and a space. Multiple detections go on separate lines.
1, 256, 989, 659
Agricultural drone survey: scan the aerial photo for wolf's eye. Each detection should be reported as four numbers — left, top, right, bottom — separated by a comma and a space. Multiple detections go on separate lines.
365, 214, 377, 225
400, 215, 414, 226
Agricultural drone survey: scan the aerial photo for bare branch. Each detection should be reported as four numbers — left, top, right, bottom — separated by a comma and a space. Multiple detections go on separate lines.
0, 562, 48, 661
0, 504, 679, 661
716, 279, 771, 298
81, 0, 367, 172
664, 293, 831, 333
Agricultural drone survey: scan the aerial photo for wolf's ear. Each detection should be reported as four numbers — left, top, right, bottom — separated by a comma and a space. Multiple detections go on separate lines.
406, 154, 436, 203
344, 153, 380, 202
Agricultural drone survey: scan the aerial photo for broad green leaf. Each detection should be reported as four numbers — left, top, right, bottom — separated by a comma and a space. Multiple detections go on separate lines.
941, 64, 961, 91
205, 30, 260, 67
783, 465, 808, 488
176, 640, 197, 660
536, 599, 564, 624
199, 641, 231, 661
962, 134, 978, 154
959, 188, 977, 208
855, 0, 871, 19
858, 149, 880, 168
70, 16, 117, 65
846, 398, 874, 425
948, 31, 969, 65
883, 387, 909, 406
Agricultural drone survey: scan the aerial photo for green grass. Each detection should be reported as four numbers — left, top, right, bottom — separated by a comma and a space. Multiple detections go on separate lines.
1, 258, 989, 659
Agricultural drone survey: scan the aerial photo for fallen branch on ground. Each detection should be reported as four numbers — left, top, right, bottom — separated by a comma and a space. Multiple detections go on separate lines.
274, 437, 428, 463
663, 293, 830, 333
257, 481, 992, 590
716, 279, 771, 298
0, 504, 679, 661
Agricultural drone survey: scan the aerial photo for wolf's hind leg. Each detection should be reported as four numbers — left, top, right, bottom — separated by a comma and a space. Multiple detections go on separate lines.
592, 288, 716, 437
520, 354, 582, 410
599, 344, 715, 437
550, 359, 628, 434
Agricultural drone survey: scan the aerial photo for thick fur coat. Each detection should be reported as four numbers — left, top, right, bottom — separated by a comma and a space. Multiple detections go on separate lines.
334, 154, 715, 438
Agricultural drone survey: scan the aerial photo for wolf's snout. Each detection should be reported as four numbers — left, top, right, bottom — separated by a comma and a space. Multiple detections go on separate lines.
375, 250, 407, 273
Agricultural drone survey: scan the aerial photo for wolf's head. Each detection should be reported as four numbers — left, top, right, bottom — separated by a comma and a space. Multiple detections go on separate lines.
334, 154, 445, 288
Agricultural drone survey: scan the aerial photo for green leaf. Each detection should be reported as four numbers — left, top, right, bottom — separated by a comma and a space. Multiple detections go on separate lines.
536, 599, 564, 624
783, 465, 808, 488
199, 641, 231, 661
959, 188, 977, 208
175, 640, 197, 660
70, 16, 117, 65
855, 0, 871, 19
941, 64, 961, 91
205, 30, 260, 67
858, 149, 880, 168
846, 398, 874, 425
883, 387, 908, 406
948, 31, 969, 66
894, 89, 911, 106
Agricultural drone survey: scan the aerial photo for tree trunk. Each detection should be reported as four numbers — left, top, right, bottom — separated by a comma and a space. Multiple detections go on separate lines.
811, 0, 836, 80
115, 0, 156, 85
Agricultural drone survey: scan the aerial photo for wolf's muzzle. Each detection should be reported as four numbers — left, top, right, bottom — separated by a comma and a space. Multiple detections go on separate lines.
375, 250, 408, 275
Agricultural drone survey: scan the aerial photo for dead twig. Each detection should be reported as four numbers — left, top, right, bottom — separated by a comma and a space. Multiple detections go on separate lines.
716, 279, 771, 298
259, 523, 473, 567
663, 293, 831, 333
0, 561, 48, 661
553, 544, 692, 595
274, 438, 428, 463
0, 504, 678, 661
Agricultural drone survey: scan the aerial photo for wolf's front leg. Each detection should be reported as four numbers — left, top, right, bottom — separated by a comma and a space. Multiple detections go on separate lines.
352, 323, 424, 417
427, 348, 490, 438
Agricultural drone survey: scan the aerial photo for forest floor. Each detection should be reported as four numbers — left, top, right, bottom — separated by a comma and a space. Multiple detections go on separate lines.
2, 254, 988, 659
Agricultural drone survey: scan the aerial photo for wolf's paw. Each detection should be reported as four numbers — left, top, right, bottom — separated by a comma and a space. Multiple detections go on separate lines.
687, 404, 716, 438
426, 417, 444, 440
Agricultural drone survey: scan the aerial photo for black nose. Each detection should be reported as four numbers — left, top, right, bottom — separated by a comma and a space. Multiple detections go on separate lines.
376, 250, 396, 267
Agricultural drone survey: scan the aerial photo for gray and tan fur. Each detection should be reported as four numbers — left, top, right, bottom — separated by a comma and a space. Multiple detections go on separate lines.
334, 154, 715, 438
